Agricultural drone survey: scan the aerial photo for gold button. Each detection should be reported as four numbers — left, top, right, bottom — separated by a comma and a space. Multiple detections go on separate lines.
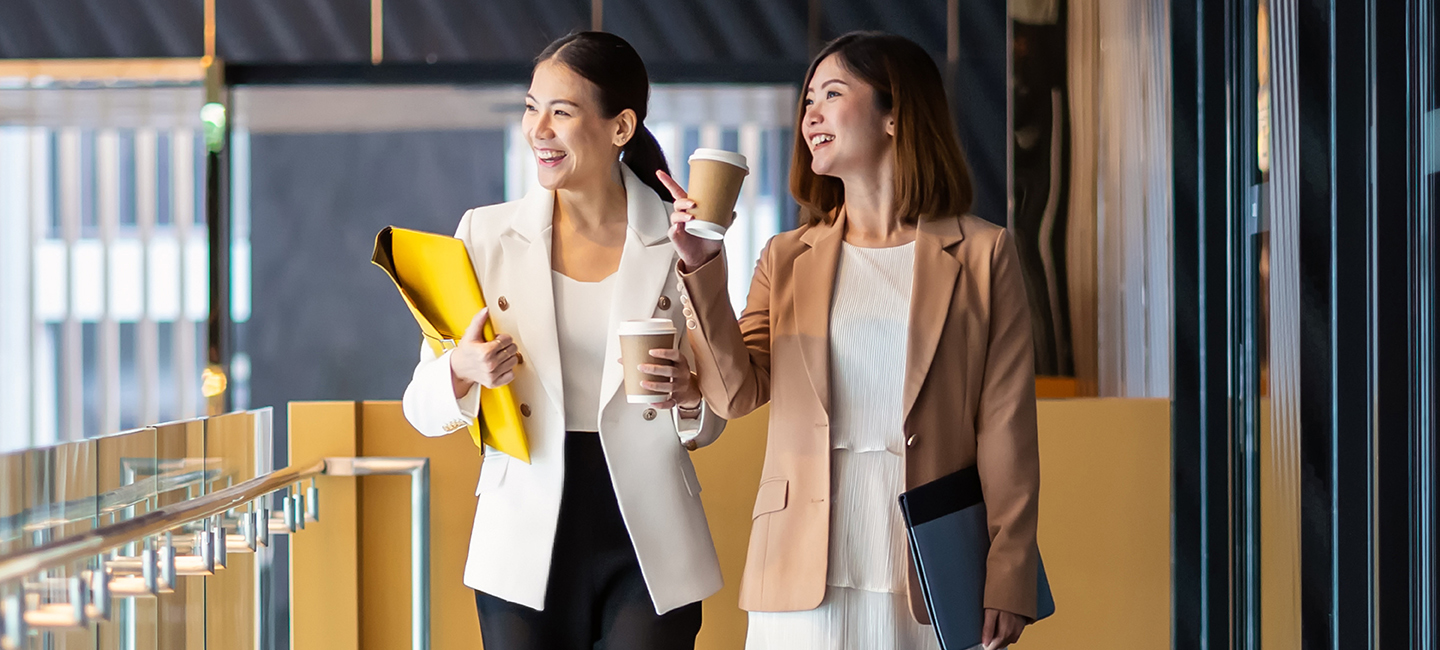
521, 403, 531, 417
642, 408, 657, 421
906, 434, 917, 447
658, 296, 671, 310
497, 296, 509, 311
684, 439, 698, 451
515, 352, 524, 365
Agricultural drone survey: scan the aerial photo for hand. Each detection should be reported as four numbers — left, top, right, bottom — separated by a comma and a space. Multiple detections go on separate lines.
656, 170, 724, 272
449, 308, 518, 398
636, 348, 701, 410
982, 608, 1027, 649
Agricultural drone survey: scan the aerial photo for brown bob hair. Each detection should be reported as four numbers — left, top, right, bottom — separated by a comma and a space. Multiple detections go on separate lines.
790, 32, 975, 226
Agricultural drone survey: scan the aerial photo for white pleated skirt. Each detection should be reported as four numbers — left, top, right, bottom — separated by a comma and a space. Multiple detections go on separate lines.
744, 585, 947, 650
744, 448, 949, 650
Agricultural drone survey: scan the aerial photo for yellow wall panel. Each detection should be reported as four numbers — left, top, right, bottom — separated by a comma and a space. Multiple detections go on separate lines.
356, 402, 482, 650
288, 402, 361, 650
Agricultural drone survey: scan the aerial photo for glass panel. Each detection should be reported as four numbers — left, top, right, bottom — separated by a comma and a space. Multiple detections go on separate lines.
203, 411, 257, 650
23, 440, 98, 649
1259, 0, 1303, 646
0, 450, 26, 558
95, 427, 158, 650
152, 418, 205, 650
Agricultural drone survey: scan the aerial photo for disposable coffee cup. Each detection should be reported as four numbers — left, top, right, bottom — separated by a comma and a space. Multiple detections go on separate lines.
684, 149, 750, 240
619, 319, 679, 404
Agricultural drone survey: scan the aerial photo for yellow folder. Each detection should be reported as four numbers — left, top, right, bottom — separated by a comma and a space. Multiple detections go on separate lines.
372, 226, 531, 464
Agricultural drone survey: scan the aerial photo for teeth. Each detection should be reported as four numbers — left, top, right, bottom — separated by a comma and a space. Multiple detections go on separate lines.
536, 150, 566, 162
810, 134, 834, 147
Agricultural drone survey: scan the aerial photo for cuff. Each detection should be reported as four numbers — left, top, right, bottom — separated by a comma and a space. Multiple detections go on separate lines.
457, 381, 481, 420
672, 400, 706, 451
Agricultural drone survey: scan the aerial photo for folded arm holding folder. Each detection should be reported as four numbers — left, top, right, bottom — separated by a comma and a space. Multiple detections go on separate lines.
899, 466, 1055, 649
372, 226, 531, 463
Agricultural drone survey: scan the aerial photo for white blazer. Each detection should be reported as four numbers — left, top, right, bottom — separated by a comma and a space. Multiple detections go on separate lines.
401, 165, 726, 615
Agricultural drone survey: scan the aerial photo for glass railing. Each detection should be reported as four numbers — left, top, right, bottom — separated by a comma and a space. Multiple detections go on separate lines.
0, 408, 431, 650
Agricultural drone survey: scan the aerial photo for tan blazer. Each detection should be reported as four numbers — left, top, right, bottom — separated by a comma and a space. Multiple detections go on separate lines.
676, 210, 1041, 621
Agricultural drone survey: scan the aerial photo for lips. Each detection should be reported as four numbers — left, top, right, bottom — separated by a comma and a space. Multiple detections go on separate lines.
808, 133, 834, 151
535, 149, 567, 167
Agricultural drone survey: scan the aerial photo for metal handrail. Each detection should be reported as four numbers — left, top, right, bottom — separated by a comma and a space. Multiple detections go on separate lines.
0, 460, 326, 584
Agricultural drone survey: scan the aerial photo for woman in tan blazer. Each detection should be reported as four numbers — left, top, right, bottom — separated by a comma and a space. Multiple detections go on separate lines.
657, 32, 1041, 649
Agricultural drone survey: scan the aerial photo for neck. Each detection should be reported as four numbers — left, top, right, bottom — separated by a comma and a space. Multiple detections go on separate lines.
555, 164, 629, 232
839, 156, 910, 245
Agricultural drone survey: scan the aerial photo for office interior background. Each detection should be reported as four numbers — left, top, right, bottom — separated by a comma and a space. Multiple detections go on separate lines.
0, 0, 1435, 648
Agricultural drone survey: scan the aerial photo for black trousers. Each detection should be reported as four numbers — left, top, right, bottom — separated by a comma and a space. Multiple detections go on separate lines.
474, 432, 702, 650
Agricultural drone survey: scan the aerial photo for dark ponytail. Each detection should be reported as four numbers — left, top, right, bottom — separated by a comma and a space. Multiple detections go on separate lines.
536, 32, 673, 199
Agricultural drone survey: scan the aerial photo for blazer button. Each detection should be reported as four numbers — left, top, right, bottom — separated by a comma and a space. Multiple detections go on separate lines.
520, 403, 531, 418
906, 434, 917, 447
515, 352, 524, 365
642, 408, 657, 421
686, 320, 698, 330
684, 439, 699, 452
683, 307, 695, 318
497, 296, 509, 311
658, 295, 671, 310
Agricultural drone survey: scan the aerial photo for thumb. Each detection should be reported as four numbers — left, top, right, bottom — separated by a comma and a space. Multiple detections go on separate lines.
982, 609, 998, 649
462, 308, 490, 343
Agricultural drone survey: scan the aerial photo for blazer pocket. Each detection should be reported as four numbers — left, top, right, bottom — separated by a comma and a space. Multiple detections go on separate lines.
751, 478, 788, 519
679, 456, 703, 497
475, 454, 509, 495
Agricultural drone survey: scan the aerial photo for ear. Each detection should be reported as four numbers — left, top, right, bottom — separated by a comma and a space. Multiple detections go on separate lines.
885, 114, 896, 137
613, 108, 638, 148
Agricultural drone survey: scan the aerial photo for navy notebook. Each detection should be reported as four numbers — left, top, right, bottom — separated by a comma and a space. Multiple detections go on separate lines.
897, 465, 1055, 649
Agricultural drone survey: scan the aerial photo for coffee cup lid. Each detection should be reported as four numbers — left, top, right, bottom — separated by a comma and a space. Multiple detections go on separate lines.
618, 318, 677, 336
688, 148, 749, 173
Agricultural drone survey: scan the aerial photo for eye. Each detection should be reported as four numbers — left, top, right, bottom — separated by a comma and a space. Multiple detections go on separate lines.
827, 90, 840, 99
554, 109, 570, 117
524, 103, 536, 113
803, 97, 814, 107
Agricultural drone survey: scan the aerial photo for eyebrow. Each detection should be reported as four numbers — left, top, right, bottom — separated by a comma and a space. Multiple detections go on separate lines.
525, 94, 581, 108
805, 78, 848, 94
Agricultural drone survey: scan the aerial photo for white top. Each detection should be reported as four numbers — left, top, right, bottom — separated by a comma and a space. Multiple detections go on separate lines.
747, 241, 935, 650
826, 241, 915, 592
553, 270, 616, 432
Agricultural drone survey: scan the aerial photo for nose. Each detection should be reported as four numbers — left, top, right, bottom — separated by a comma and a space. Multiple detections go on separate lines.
804, 103, 822, 128
530, 113, 554, 140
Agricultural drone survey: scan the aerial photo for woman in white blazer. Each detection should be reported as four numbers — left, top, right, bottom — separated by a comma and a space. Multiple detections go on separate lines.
401, 32, 725, 650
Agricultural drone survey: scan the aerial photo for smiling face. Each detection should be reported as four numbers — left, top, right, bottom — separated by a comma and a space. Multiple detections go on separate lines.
522, 60, 635, 191
800, 54, 895, 181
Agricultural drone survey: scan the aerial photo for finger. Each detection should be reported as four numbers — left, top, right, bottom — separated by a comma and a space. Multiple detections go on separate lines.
649, 348, 682, 361
476, 333, 511, 352
982, 610, 998, 649
488, 370, 515, 388
486, 342, 518, 362
462, 308, 490, 343
640, 364, 681, 378
651, 398, 678, 410
640, 380, 676, 393
670, 211, 695, 225
656, 170, 688, 200
492, 354, 519, 375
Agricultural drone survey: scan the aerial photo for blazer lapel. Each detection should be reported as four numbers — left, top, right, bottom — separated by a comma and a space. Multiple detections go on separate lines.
792, 212, 846, 418
499, 186, 565, 416
597, 167, 677, 412
903, 215, 965, 421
